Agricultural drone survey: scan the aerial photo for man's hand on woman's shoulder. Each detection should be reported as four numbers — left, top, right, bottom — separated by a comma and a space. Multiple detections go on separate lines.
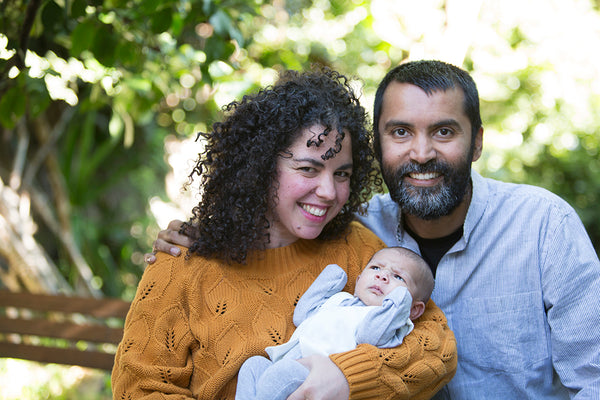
144, 219, 192, 264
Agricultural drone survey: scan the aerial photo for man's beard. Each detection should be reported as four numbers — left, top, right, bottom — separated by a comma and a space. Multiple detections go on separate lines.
383, 157, 472, 221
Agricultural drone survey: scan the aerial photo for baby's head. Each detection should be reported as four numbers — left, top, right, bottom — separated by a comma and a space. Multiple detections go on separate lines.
354, 247, 434, 320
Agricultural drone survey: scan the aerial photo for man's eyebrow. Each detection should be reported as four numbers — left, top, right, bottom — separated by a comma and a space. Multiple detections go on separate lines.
383, 119, 414, 131
429, 119, 462, 130
382, 118, 463, 131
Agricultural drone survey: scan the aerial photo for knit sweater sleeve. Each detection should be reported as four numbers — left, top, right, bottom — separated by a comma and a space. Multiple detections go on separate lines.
330, 300, 457, 399
111, 252, 197, 399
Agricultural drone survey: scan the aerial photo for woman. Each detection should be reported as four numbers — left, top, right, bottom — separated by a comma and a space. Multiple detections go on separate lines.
112, 68, 456, 399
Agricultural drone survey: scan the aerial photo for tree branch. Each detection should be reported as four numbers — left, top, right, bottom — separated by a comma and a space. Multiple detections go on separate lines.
15, 0, 43, 69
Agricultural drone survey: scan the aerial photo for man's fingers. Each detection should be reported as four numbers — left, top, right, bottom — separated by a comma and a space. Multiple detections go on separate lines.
166, 231, 194, 248
143, 237, 183, 265
167, 219, 185, 231
144, 253, 157, 264
153, 238, 184, 256
142, 220, 189, 265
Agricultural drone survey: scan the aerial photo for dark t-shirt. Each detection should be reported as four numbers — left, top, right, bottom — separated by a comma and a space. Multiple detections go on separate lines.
405, 224, 463, 277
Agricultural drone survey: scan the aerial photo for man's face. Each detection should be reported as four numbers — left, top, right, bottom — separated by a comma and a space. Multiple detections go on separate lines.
377, 82, 483, 220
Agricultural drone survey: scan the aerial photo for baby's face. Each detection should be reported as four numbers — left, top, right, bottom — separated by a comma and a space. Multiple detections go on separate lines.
355, 248, 420, 306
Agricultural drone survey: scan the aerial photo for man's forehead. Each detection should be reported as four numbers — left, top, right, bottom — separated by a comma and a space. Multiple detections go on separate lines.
381, 82, 469, 122
384, 81, 464, 101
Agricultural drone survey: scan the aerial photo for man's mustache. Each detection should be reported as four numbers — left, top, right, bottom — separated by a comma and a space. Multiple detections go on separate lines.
394, 160, 450, 179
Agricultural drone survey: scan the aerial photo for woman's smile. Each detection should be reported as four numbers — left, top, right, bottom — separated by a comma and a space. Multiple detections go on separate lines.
300, 203, 328, 218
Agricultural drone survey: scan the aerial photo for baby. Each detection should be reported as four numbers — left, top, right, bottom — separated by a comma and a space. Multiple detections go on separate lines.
235, 246, 435, 400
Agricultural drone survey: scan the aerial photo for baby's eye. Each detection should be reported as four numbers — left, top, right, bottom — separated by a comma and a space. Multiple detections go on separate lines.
370, 266, 380, 271
394, 274, 405, 282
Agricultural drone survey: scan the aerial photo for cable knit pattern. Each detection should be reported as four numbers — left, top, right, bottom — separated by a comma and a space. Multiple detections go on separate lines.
111, 222, 456, 399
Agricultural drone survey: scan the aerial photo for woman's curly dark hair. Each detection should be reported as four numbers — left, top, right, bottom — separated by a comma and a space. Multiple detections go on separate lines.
182, 67, 382, 264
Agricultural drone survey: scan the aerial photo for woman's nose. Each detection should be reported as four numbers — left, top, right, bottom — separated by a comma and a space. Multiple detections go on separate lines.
315, 174, 336, 200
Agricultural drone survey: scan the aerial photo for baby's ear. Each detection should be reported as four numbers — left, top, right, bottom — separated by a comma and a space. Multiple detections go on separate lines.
353, 275, 361, 295
410, 301, 426, 320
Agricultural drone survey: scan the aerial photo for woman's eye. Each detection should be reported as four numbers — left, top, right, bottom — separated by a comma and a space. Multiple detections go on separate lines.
298, 166, 316, 173
335, 171, 351, 179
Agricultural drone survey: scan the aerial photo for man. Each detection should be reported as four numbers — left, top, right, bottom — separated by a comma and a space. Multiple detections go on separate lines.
149, 60, 600, 398
360, 60, 600, 399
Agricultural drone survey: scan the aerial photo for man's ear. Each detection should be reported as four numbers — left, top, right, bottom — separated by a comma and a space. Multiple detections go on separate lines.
472, 127, 484, 162
410, 301, 426, 320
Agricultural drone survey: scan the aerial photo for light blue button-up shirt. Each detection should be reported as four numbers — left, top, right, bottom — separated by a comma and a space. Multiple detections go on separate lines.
356, 171, 600, 399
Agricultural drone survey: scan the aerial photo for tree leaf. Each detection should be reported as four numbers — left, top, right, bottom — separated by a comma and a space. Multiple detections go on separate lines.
92, 24, 117, 66
70, 20, 97, 56
150, 7, 173, 34
70, 0, 87, 19
0, 85, 26, 129
41, 0, 64, 34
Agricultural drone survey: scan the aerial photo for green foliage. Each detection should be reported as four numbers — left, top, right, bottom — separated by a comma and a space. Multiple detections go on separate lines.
0, 359, 111, 399
476, 63, 600, 250
0, 0, 598, 302
0, 0, 266, 296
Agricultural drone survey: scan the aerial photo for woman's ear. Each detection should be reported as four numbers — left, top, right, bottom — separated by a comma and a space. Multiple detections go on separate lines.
409, 301, 426, 320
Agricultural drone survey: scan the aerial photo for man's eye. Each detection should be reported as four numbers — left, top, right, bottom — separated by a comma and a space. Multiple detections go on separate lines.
438, 128, 453, 136
335, 171, 351, 178
392, 128, 408, 137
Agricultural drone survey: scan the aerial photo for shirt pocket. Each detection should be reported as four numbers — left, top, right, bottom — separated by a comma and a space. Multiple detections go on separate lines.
459, 291, 549, 373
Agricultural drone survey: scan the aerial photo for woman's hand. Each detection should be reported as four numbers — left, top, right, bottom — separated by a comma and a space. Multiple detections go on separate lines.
287, 355, 350, 400
144, 219, 192, 264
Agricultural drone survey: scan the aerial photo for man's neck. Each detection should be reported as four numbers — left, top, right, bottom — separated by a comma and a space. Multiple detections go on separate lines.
403, 184, 472, 239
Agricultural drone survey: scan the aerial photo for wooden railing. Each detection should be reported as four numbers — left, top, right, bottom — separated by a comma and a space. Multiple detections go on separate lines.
0, 291, 131, 371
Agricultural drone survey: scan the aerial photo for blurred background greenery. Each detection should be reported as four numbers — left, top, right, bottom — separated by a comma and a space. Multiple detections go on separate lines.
0, 0, 599, 397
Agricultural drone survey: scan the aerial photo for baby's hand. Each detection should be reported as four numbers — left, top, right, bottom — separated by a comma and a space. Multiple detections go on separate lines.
383, 286, 412, 306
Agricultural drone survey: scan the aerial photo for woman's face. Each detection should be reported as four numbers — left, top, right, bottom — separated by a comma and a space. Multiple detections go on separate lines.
267, 124, 353, 248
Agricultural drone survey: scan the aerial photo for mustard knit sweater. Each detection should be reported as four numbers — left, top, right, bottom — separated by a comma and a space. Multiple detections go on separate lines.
112, 222, 456, 399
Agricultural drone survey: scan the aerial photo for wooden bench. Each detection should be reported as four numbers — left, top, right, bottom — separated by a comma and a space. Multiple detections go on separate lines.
0, 291, 131, 371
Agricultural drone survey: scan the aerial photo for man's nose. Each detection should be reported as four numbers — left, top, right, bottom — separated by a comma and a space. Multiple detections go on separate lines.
409, 134, 436, 164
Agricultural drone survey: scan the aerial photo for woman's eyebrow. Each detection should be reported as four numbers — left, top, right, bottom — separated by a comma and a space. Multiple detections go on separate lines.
292, 158, 353, 171
293, 157, 324, 167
